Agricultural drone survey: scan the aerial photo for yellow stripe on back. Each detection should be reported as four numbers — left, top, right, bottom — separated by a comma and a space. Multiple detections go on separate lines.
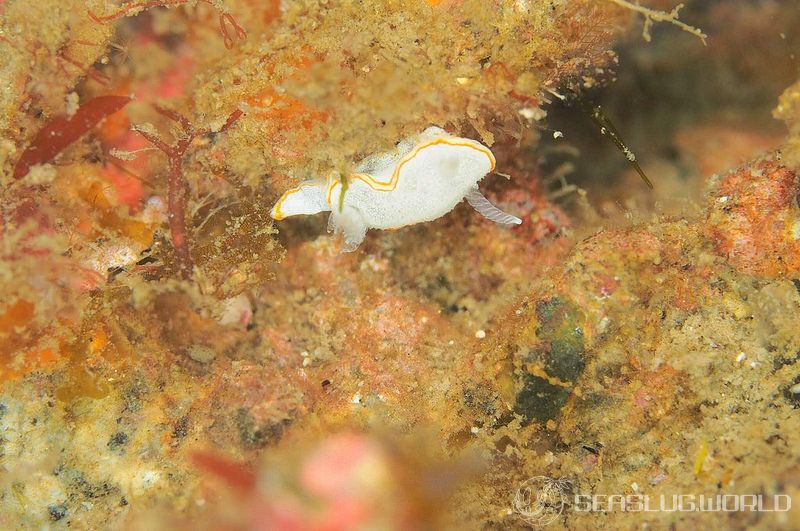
349, 138, 495, 193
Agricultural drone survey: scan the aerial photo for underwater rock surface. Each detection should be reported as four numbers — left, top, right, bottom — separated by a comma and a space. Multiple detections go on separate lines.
1, 0, 800, 529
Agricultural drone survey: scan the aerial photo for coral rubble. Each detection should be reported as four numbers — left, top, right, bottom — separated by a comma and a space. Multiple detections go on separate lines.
1, 0, 799, 529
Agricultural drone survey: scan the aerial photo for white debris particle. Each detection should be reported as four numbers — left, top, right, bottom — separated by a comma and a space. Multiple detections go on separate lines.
350, 393, 362, 404
470, 426, 480, 434
475, 329, 486, 339
65, 92, 79, 118
718, 196, 729, 203
735, 352, 746, 364
790, 383, 800, 395
109, 148, 139, 161
140, 471, 160, 490
518, 107, 546, 121
25, 164, 57, 185
553, 131, 563, 139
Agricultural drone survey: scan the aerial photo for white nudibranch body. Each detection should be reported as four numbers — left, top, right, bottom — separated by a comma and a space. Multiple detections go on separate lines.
270, 126, 522, 251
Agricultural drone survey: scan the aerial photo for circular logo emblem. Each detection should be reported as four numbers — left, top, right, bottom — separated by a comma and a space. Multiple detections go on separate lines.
513, 476, 570, 527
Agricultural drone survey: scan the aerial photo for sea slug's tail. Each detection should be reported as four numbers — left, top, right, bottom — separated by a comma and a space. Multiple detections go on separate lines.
465, 187, 522, 226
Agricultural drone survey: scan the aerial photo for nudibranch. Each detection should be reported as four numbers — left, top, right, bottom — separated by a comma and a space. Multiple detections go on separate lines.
270, 126, 522, 251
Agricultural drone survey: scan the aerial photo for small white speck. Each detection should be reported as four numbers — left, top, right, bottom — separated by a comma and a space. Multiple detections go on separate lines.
553, 131, 563, 139
470, 426, 480, 434
749, 361, 758, 368
475, 329, 486, 339
631, 482, 639, 492
448, 340, 455, 346
518, 107, 546, 121
790, 383, 800, 394
350, 393, 362, 404
735, 352, 746, 363
141, 471, 159, 489
718, 196, 729, 203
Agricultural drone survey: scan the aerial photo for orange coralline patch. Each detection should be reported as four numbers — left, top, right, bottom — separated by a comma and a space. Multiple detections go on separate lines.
673, 123, 782, 178
245, 88, 327, 132
0, 299, 61, 382
0, 300, 47, 376
663, 263, 716, 313
100, 164, 146, 212
364, 295, 436, 352
558, 229, 663, 333
0, 348, 58, 383
55, 171, 156, 245
262, 327, 296, 360
206, 362, 308, 450
0, 299, 34, 335
97, 103, 150, 211
89, 327, 109, 353
55, 338, 112, 401
625, 364, 682, 427
247, 0, 282, 25
274, 239, 360, 290
706, 158, 800, 277
671, 275, 699, 312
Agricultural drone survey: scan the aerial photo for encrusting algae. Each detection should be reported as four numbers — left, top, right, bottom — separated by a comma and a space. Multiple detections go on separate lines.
1, 0, 800, 529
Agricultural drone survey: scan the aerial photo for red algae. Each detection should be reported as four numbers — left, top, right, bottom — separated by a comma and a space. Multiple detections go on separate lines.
12, 95, 131, 179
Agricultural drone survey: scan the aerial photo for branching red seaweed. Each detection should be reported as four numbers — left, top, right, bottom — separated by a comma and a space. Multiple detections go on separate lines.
88, 0, 246, 49
134, 106, 243, 279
